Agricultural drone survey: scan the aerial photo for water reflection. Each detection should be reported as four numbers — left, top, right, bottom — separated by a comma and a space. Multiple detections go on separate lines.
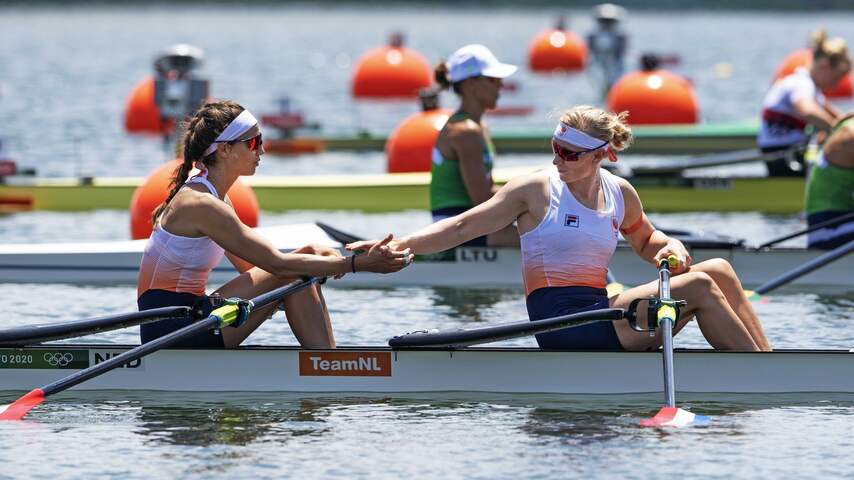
131, 395, 401, 447
429, 287, 521, 323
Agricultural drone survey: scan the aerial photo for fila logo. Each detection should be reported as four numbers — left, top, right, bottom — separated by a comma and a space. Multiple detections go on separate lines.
564, 214, 579, 228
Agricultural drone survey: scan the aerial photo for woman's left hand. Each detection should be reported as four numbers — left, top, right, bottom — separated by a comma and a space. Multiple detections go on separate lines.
653, 240, 692, 274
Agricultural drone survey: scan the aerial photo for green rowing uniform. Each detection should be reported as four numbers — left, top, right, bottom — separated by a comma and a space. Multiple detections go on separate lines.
430, 112, 495, 213
805, 119, 854, 215
805, 118, 854, 249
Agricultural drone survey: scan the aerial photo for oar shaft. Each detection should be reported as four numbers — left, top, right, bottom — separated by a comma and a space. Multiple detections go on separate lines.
389, 308, 626, 348
658, 259, 676, 408
756, 212, 854, 250
661, 318, 676, 407
0, 306, 192, 347
40, 277, 317, 398
755, 239, 854, 294
631, 147, 796, 176
41, 315, 220, 396
251, 277, 318, 309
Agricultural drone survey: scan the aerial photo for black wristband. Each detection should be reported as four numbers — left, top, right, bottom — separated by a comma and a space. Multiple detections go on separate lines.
351, 255, 357, 273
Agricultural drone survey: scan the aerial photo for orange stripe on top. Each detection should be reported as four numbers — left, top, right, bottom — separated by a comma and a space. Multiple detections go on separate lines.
519, 168, 625, 296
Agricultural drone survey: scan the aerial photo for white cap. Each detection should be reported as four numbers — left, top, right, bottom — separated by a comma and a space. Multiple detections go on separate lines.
445, 44, 517, 83
594, 3, 626, 21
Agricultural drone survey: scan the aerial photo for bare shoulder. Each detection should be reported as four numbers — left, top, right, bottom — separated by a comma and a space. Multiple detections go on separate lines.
501, 169, 550, 197
446, 118, 483, 141
174, 187, 231, 218
611, 173, 639, 199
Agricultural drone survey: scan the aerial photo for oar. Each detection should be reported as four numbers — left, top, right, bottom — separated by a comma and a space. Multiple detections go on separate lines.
753, 212, 854, 250
628, 147, 801, 177
640, 256, 710, 428
0, 306, 193, 347
0, 277, 317, 421
747, 238, 854, 298
389, 308, 626, 349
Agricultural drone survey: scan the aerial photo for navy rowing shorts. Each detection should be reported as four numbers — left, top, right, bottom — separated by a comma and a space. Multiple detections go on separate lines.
137, 289, 224, 348
526, 286, 623, 351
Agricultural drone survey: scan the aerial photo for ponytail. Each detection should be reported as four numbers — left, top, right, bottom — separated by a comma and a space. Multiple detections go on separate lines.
150, 100, 245, 225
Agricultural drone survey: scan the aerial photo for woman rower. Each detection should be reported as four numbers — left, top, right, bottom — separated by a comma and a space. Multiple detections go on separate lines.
351, 106, 770, 352
431, 44, 518, 247
137, 100, 413, 349
758, 30, 851, 176
805, 114, 854, 249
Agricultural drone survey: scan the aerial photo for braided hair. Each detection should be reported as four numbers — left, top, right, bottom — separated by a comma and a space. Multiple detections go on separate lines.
151, 100, 245, 225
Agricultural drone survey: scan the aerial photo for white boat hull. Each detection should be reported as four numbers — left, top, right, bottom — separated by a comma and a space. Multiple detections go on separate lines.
0, 223, 850, 290
1, 345, 853, 394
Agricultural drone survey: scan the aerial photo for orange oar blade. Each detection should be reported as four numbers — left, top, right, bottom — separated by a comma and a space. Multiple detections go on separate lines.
0, 389, 45, 421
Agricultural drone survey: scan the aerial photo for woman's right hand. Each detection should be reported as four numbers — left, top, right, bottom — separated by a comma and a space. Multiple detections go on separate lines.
353, 234, 413, 274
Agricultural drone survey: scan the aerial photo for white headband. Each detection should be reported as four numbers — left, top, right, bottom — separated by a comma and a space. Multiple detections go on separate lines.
553, 122, 609, 150
203, 110, 259, 156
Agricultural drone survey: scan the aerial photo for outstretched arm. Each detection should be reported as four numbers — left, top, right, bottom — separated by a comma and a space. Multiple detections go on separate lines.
349, 175, 534, 255
195, 200, 411, 276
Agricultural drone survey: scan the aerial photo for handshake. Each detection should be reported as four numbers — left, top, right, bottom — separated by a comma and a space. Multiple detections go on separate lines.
345, 233, 413, 274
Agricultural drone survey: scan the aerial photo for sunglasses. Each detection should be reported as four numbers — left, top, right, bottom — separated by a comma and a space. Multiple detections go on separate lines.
231, 133, 263, 152
551, 139, 618, 163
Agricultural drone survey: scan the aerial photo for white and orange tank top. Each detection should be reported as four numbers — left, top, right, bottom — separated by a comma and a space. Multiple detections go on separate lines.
520, 168, 625, 296
137, 174, 226, 298
758, 67, 825, 149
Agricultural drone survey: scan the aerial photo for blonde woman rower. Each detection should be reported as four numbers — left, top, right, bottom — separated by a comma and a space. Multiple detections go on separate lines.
350, 106, 770, 352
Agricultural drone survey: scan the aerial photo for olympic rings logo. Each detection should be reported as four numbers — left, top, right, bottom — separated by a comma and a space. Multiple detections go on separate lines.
44, 352, 75, 367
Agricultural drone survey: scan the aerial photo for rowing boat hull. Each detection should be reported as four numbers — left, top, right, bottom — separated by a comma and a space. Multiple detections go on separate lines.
0, 232, 849, 290
271, 121, 760, 155
0, 172, 804, 214
0, 345, 851, 394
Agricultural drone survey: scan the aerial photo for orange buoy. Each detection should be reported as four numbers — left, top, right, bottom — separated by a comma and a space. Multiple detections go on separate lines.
827, 74, 854, 98
528, 29, 587, 72
386, 109, 451, 173
351, 34, 432, 99
773, 48, 852, 98
607, 63, 698, 125
129, 159, 259, 239
124, 76, 171, 135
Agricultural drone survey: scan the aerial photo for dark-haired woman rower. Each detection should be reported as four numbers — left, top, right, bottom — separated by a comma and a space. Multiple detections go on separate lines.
137, 100, 413, 349
431, 44, 518, 247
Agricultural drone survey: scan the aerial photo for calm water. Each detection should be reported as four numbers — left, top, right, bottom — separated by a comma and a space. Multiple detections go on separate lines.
2, 5, 854, 479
